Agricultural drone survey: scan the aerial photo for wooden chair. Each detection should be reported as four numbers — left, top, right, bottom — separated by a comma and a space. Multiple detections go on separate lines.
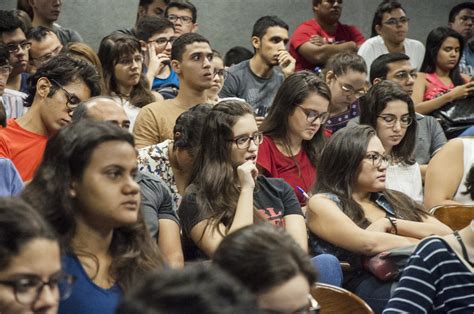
429, 205, 474, 230
311, 283, 374, 314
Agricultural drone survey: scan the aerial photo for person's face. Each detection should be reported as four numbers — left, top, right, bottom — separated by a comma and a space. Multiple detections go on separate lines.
327, 69, 366, 112
208, 57, 225, 100
314, 0, 343, 24
375, 8, 408, 45
148, 28, 176, 58
166, 8, 197, 35
29, 32, 63, 68
38, 78, 91, 135
288, 92, 330, 142
114, 51, 143, 90
0, 238, 61, 314
70, 140, 140, 230
375, 100, 410, 152
384, 60, 417, 96
436, 36, 461, 72
253, 26, 289, 67
141, 0, 167, 17
354, 136, 387, 193
257, 274, 311, 313
449, 8, 474, 39
30, 0, 62, 23
87, 100, 131, 130
172, 42, 214, 91
1, 28, 29, 76
230, 113, 260, 167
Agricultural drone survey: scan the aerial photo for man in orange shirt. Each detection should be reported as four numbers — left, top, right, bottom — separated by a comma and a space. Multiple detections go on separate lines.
0, 54, 101, 181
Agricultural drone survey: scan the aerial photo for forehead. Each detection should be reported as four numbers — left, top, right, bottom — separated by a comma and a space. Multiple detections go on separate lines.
0, 28, 26, 44
88, 101, 127, 121
148, 0, 166, 10
150, 27, 175, 39
167, 7, 193, 17
30, 32, 61, 54
62, 79, 92, 101
366, 135, 384, 153
232, 113, 258, 136
455, 8, 474, 18
380, 99, 409, 113
212, 56, 224, 68
263, 26, 289, 38
382, 8, 406, 19
88, 140, 137, 169
441, 36, 461, 48
386, 60, 414, 74
182, 41, 212, 56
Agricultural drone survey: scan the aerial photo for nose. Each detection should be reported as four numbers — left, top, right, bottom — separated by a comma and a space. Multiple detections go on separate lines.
33, 284, 58, 312
392, 119, 402, 132
406, 74, 415, 86
248, 139, 258, 152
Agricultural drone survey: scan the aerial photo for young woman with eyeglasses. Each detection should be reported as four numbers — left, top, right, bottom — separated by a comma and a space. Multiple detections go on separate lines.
0, 197, 74, 314
306, 125, 451, 313
206, 50, 226, 103
258, 71, 330, 206
22, 121, 164, 314
98, 34, 157, 130
360, 80, 424, 204
178, 100, 307, 260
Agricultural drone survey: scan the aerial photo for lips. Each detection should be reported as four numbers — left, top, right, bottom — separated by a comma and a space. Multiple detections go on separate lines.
377, 174, 386, 182
122, 200, 138, 210
245, 154, 257, 163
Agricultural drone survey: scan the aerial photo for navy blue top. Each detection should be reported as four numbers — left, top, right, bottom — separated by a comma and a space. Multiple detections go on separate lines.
20, 72, 29, 94
152, 68, 180, 90
59, 254, 122, 314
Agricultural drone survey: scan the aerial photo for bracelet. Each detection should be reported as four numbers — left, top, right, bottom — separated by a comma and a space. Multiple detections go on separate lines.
387, 217, 398, 234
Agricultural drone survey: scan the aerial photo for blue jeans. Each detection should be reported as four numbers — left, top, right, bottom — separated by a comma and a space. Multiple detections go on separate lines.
310, 254, 343, 287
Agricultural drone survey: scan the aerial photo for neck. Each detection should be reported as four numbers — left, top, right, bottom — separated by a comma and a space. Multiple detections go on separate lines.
117, 84, 133, 98
383, 39, 405, 54
285, 132, 304, 155
6, 73, 22, 91
329, 103, 349, 116
352, 188, 371, 204
168, 142, 192, 190
16, 104, 48, 136
73, 215, 114, 257
435, 67, 451, 78
32, 16, 54, 28
175, 83, 208, 109
249, 55, 273, 78
315, 15, 337, 32
458, 224, 474, 250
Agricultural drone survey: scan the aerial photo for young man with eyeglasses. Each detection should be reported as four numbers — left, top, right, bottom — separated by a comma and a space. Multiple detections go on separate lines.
449, 2, 474, 76
289, 0, 365, 72
0, 54, 100, 181
358, 1, 425, 77
27, 26, 63, 72
164, 1, 198, 35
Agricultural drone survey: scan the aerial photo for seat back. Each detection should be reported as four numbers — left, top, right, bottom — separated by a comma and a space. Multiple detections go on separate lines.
429, 205, 474, 230
311, 283, 374, 314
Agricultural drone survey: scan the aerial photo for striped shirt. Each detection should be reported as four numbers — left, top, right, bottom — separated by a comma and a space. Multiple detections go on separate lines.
384, 237, 474, 314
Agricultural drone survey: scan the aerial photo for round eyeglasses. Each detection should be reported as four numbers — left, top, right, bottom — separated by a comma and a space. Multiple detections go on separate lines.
229, 132, 264, 150
297, 106, 329, 124
378, 114, 413, 128
365, 152, 390, 168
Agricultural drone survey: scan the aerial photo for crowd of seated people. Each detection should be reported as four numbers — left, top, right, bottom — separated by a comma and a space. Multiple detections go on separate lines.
0, 0, 474, 313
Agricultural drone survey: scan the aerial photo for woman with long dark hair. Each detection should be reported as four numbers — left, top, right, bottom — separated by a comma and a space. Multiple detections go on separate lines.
22, 121, 163, 314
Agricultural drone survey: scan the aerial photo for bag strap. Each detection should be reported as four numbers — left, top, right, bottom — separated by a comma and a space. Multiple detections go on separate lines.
453, 230, 474, 267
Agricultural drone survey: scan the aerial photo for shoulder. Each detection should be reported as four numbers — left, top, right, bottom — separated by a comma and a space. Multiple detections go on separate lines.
227, 60, 249, 75
405, 38, 424, 48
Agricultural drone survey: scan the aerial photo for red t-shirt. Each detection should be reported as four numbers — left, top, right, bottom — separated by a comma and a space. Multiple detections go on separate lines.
0, 119, 48, 181
289, 19, 365, 71
257, 136, 316, 205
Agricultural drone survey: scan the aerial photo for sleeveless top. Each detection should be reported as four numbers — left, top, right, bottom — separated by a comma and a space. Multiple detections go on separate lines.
423, 73, 454, 101
453, 138, 474, 204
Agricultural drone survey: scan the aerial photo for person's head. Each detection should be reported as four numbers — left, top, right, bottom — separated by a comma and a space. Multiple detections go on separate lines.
98, 34, 154, 108
29, 0, 62, 24
72, 96, 130, 129
15, 9, 32, 33
164, 1, 198, 35
261, 71, 331, 165
207, 50, 225, 101
359, 80, 416, 163
25, 53, 101, 136
370, 53, 417, 96
214, 224, 317, 313
323, 52, 367, 112
22, 120, 163, 290
0, 197, 71, 314
116, 264, 259, 314
371, 0, 409, 46
171, 33, 213, 91
136, 16, 176, 58
224, 46, 253, 67
0, 43, 12, 97
27, 26, 63, 68
420, 26, 464, 86
312, 0, 343, 25
251, 16, 289, 66
0, 10, 29, 77
17, 0, 34, 20
137, 0, 169, 20
449, 2, 474, 39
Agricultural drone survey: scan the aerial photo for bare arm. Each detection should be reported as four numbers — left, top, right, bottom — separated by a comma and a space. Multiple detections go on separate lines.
298, 41, 357, 66
284, 214, 308, 252
158, 219, 184, 268
396, 215, 452, 239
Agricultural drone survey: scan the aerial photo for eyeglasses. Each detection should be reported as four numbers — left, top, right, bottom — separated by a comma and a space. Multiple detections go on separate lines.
167, 14, 193, 25
117, 54, 144, 66
458, 15, 474, 24
378, 114, 413, 128
149, 36, 177, 48
334, 76, 366, 98
50, 78, 82, 111
261, 294, 320, 314
392, 70, 417, 81
230, 132, 264, 150
6, 41, 31, 54
297, 106, 329, 124
0, 272, 75, 306
30, 45, 63, 64
365, 152, 390, 168
383, 16, 410, 26
213, 68, 226, 79
0, 64, 13, 75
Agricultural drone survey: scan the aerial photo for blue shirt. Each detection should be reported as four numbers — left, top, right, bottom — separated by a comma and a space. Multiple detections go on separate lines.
0, 158, 23, 197
152, 68, 180, 91
59, 254, 122, 314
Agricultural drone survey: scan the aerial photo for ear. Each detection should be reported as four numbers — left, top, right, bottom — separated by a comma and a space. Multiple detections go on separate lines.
375, 24, 382, 36
171, 59, 181, 74
192, 23, 199, 33
325, 70, 335, 83
372, 78, 383, 85
251, 36, 261, 51
35, 77, 51, 99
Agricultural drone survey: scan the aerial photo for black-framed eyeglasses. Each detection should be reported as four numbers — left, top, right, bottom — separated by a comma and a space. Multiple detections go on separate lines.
383, 16, 410, 26
378, 114, 413, 128
167, 14, 193, 24
149, 36, 177, 48
0, 64, 13, 75
6, 41, 31, 54
392, 70, 417, 81
261, 294, 320, 314
213, 68, 226, 80
30, 45, 63, 64
297, 106, 329, 124
50, 78, 82, 111
365, 151, 390, 168
334, 76, 366, 98
0, 272, 75, 306
229, 132, 264, 150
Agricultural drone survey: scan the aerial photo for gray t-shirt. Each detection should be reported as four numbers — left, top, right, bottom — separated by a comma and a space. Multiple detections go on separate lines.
53, 23, 83, 45
219, 60, 284, 115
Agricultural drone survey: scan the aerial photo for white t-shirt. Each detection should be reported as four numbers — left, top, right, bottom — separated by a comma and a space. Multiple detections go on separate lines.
112, 96, 140, 132
358, 35, 425, 77
386, 161, 423, 204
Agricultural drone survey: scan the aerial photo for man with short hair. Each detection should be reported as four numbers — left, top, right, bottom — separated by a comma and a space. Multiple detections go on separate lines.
0, 54, 101, 181
289, 0, 365, 71
219, 16, 295, 119
164, 1, 198, 35
27, 26, 63, 70
138, 0, 169, 20
133, 33, 213, 148
29, 0, 82, 45
449, 2, 474, 76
